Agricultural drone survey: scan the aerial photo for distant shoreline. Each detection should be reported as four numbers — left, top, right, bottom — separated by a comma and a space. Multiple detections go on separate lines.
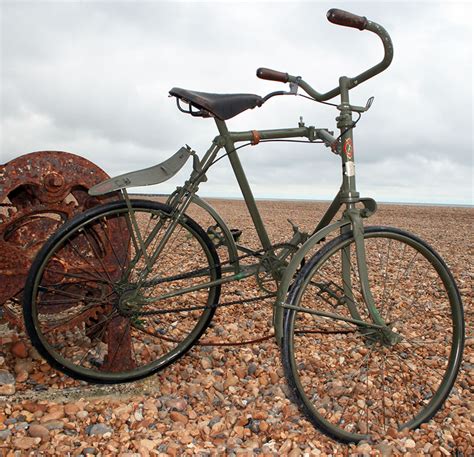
130, 193, 473, 209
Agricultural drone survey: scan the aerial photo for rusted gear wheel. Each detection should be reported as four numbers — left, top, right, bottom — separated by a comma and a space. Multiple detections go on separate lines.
0, 151, 122, 329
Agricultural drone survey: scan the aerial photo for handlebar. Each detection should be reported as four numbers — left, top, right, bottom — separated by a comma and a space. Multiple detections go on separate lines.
326, 8, 368, 31
256, 8, 393, 102
256, 68, 289, 83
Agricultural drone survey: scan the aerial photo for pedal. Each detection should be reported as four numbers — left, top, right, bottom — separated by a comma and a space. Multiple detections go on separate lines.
207, 225, 242, 246
315, 280, 346, 307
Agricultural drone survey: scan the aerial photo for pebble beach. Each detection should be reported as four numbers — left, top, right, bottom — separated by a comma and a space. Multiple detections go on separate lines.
0, 199, 472, 456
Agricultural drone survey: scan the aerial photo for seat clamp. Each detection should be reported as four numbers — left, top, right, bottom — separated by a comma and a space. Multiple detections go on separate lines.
251, 130, 261, 145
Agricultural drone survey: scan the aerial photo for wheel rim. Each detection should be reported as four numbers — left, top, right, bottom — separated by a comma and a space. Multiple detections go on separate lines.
285, 228, 464, 442
28, 202, 219, 382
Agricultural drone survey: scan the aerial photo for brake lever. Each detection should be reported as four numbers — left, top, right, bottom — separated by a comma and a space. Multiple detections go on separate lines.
260, 77, 302, 105
289, 76, 302, 94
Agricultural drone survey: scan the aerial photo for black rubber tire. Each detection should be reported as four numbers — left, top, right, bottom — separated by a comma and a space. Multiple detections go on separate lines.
23, 199, 221, 384
281, 226, 464, 443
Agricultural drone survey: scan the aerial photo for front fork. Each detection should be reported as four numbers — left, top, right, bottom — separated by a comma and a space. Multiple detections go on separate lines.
343, 210, 402, 345
344, 208, 386, 327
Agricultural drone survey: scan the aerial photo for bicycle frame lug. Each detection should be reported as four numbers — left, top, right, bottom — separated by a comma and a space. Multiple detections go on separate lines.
307, 126, 317, 142
191, 154, 207, 182
339, 192, 360, 204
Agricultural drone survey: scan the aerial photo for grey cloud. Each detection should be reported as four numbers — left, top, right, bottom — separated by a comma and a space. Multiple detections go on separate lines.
1, 1, 472, 204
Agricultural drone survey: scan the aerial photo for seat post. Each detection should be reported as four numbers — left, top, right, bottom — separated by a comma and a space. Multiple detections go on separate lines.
214, 118, 273, 252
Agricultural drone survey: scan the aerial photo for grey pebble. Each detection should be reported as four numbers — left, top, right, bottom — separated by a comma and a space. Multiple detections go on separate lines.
85, 423, 113, 436
14, 422, 29, 431
208, 416, 221, 427
246, 418, 260, 433
44, 420, 65, 431
247, 363, 258, 375
0, 429, 12, 441
213, 382, 224, 392
0, 369, 15, 385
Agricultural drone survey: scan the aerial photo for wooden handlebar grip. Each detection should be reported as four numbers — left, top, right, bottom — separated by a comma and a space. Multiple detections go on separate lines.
256, 68, 289, 83
326, 8, 368, 31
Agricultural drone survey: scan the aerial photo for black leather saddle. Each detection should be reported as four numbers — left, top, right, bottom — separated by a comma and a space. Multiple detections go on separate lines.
169, 87, 262, 120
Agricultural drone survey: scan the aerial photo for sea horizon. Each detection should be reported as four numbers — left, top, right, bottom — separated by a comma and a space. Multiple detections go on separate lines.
131, 193, 473, 209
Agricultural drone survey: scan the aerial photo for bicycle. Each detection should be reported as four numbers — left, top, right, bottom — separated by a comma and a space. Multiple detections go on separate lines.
23, 9, 464, 443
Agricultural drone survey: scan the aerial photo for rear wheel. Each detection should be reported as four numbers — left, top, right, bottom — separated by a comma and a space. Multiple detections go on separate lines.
281, 226, 464, 443
23, 199, 221, 383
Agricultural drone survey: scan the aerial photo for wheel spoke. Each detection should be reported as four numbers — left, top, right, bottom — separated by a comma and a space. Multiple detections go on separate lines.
282, 228, 463, 442
25, 201, 221, 383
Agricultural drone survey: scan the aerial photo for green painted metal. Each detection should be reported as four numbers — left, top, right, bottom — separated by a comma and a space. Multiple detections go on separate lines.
273, 218, 351, 343
99, 17, 396, 342
190, 194, 240, 273
285, 19, 393, 102
228, 126, 316, 142
100, 18, 396, 350
89, 147, 192, 196
215, 119, 273, 253
25, 9, 467, 444
280, 303, 386, 329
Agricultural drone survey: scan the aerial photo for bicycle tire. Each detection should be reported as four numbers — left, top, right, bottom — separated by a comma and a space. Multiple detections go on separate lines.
23, 199, 221, 383
281, 226, 464, 443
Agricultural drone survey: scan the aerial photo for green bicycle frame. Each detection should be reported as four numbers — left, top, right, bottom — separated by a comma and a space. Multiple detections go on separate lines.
116, 11, 396, 344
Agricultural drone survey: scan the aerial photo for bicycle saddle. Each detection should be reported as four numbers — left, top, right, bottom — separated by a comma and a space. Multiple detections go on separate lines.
169, 87, 262, 120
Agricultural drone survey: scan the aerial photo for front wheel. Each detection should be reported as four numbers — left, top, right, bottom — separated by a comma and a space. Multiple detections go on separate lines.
281, 226, 464, 443
23, 199, 221, 384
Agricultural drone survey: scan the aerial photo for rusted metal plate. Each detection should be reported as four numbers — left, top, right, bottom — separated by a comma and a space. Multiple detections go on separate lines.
0, 150, 145, 373
0, 151, 118, 322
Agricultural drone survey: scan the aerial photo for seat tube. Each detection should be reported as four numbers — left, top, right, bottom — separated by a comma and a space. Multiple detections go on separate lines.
214, 118, 273, 252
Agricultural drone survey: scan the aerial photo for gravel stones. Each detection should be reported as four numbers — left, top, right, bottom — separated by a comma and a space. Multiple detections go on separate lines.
10, 341, 28, 359
0, 429, 12, 441
13, 436, 41, 449
28, 424, 50, 441
169, 411, 188, 425
85, 423, 113, 436
0, 368, 15, 395
0, 200, 472, 454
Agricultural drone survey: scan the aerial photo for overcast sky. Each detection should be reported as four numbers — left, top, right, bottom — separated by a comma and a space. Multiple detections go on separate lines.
1, 1, 472, 204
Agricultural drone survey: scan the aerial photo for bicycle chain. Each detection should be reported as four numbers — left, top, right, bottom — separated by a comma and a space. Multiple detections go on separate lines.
130, 242, 356, 347
133, 242, 299, 317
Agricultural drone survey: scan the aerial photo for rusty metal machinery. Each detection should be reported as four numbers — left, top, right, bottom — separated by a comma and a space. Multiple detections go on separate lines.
0, 151, 121, 329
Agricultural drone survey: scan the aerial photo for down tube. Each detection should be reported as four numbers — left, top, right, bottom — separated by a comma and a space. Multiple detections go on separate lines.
273, 218, 350, 346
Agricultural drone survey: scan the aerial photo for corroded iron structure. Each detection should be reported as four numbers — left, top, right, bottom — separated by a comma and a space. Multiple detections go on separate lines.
0, 151, 122, 329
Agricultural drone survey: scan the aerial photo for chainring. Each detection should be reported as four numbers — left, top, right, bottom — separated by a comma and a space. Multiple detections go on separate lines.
256, 243, 299, 294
